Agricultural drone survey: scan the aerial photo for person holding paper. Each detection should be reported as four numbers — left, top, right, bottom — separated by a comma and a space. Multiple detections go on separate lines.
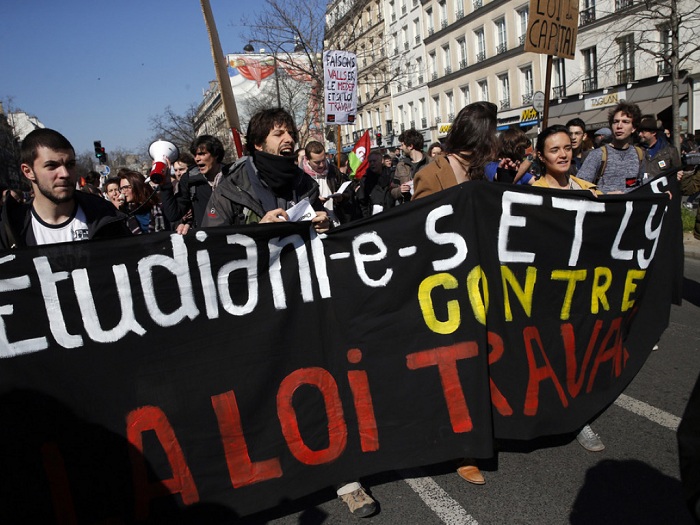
201, 108, 330, 233
301, 140, 354, 225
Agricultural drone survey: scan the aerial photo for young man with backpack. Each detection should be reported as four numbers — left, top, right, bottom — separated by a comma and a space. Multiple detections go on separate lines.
577, 102, 644, 193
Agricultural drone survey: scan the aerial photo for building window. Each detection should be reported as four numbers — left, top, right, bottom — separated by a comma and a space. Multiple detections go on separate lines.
615, 0, 633, 11
458, 38, 468, 69
498, 74, 510, 110
426, 8, 434, 35
521, 66, 533, 105
582, 47, 597, 91
442, 45, 451, 75
460, 85, 471, 106
580, 0, 595, 26
429, 52, 437, 80
439, 0, 448, 28
495, 18, 507, 54
419, 98, 427, 128
553, 58, 566, 98
616, 34, 635, 84
658, 25, 671, 75
413, 19, 421, 43
518, 8, 529, 46
475, 28, 486, 62
433, 96, 441, 124
416, 57, 424, 83
455, 0, 464, 18
446, 90, 455, 121
478, 79, 488, 102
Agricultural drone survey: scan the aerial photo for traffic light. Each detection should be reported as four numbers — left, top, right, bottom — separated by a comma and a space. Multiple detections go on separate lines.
94, 140, 107, 163
376, 132, 383, 147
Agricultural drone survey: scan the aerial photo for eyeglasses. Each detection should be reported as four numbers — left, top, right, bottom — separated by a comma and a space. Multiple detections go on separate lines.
119, 185, 132, 192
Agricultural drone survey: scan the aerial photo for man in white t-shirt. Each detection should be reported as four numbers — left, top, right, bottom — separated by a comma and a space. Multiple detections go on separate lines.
0, 128, 130, 249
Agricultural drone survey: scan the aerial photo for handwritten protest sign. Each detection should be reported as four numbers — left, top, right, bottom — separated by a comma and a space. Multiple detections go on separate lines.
524, 0, 580, 59
323, 50, 357, 125
0, 175, 681, 521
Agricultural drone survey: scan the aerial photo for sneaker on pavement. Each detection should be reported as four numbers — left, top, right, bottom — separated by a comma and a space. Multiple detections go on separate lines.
340, 487, 377, 518
576, 424, 605, 452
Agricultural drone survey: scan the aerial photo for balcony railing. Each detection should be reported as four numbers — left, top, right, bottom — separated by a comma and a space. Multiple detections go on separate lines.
441, 19, 448, 29
617, 67, 635, 84
476, 51, 486, 62
428, 27, 434, 36
459, 59, 468, 69
582, 77, 597, 91
407, 79, 413, 87
657, 61, 671, 75
432, 72, 438, 80
456, 9, 464, 19
418, 75, 424, 83
384, 86, 389, 94
410, 120, 416, 128
445, 65, 452, 75
522, 92, 533, 105
519, 34, 526, 46
580, 6, 596, 26
404, 41, 409, 50
500, 99, 511, 110
435, 116, 442, 124
553, 85, 566, 98
400, 123, 406, 132
415, 35, 421, 43
401, 5, 407, 14
615, 0, 633, 10
473, 0, 482, 9
393, 47, 399, 55
448, 113, 455, 121
496, 43, 507, 54
397, 84, 403, 92
391, 13, 396, 22
421, 117, 427, 128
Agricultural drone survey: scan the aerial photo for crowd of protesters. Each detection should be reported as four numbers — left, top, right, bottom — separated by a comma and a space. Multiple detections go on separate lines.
0, 99, 698, 518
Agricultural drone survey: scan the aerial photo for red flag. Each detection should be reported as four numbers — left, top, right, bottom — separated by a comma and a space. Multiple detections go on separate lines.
348, 130, 372, 180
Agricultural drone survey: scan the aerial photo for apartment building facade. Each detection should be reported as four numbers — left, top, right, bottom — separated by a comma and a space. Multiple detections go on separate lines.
324, 0, 700, 150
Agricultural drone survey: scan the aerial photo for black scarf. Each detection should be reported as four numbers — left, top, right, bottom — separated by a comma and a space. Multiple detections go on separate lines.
255, 151, 299, 200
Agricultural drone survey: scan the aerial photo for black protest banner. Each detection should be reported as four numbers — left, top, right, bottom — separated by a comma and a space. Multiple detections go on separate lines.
0, 175, 680, 522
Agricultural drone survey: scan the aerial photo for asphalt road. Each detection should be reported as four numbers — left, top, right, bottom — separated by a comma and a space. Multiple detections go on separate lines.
240, 258, 700, 525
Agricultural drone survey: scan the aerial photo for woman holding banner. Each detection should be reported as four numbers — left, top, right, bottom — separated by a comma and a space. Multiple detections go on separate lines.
533, 124, 604, 452
412, 101, 499, 485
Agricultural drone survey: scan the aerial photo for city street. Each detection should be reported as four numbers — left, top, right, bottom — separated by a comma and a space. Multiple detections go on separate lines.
240, 256, 700, 525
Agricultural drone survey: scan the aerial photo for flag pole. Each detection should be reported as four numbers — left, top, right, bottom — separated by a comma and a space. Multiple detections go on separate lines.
200, 0, 244, 157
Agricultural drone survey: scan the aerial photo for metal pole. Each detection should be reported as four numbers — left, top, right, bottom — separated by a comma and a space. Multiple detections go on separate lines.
542, 54, 553, 129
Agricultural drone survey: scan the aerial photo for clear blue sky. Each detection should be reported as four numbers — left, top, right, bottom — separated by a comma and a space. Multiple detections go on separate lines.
1, 0, 254, 155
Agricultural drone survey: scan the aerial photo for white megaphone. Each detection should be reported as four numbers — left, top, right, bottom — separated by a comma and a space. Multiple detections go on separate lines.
147, 140, 180, 184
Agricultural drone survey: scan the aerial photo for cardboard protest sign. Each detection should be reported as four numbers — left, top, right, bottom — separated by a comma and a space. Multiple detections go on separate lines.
0, 175, 681, 521
323, 50, 358, 125
524, 0, 580, 59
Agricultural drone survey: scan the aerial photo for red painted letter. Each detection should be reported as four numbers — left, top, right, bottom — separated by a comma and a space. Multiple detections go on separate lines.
523, 326, 568, 416
347, 349, 379, 452
487, 332, 513, 416
586, 317, 627, 393
126, 406, 199, 520
277, 368, 348, 465
211, 390, 283, 488
561, 321, 602, 398
406, 342, 479, 433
